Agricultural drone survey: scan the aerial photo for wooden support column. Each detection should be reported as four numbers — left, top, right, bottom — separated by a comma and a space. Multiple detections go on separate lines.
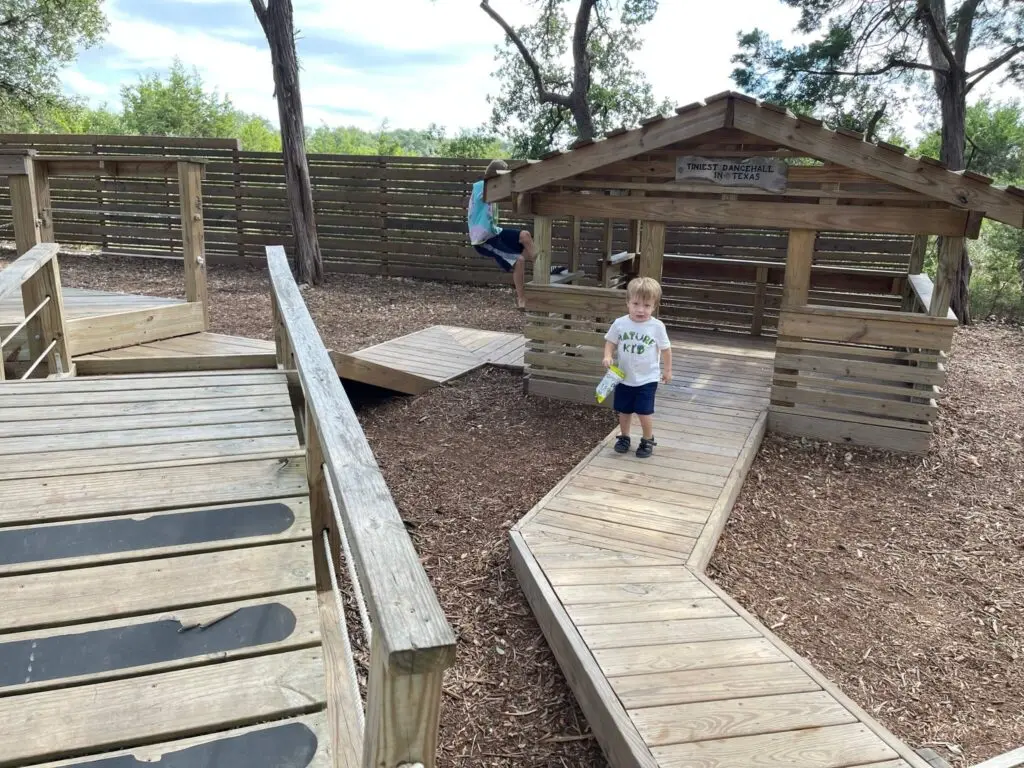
930, 236, 964, 317
32, 160, 54, 243
782, 229, 816, 308
178, 161, 210, 328
362, 631, 447, 768
568, 215, 582, 273
751, 266, 768, 336
531, 215, 552, 283
637, 220, 666, 281
9, 173, 41, 257
908, 234, 928, 274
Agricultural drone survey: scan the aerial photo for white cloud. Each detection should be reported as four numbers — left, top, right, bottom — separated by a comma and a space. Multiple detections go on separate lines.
60, 69, 114, 99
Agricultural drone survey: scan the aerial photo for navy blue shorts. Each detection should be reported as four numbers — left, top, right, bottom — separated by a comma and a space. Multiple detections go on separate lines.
474, 228, 524, 272
613, 382, 658, 415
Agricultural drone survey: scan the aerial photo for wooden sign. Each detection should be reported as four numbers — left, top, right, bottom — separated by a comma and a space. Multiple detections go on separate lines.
675, 156, 788, 192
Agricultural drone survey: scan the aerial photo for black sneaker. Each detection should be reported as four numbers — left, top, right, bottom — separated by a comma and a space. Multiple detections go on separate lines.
636, 437, 656, 458
613, 435, 631, 453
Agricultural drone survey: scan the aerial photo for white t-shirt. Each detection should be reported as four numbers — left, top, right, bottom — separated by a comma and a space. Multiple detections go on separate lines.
604, 315, 671, 387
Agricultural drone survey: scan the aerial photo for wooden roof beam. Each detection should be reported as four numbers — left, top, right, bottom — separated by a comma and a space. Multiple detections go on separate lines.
731, 99, 1024, 228
484, 98, 731, 202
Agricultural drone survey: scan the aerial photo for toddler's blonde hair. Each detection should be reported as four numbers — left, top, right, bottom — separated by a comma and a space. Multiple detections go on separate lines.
627, 276, 662, 304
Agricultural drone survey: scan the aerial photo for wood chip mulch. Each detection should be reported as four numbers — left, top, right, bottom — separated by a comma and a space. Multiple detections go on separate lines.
710, 324, 1023, 767
11, 252, 1021, 767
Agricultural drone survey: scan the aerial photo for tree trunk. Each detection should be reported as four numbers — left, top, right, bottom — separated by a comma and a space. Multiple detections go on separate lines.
569, 0, 596, 141
255, 0, 323, 285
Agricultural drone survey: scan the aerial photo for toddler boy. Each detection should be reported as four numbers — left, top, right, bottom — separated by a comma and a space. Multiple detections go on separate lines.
602, 277, 672, 458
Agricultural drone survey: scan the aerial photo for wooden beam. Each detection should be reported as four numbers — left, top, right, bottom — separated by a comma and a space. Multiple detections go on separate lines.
531, 193, 971, 237
9, 173, 41, 256
908, 235, 928, 273
732, 100, 1024, 228
638, 220, 666, 282
483, 98, 729, 201
532, 215, 553, 283
782, 229, 816, 308
66, 302, 206, 356
178, 162, 210, 329
569, 215, 582, 272
929, 236, 964, 317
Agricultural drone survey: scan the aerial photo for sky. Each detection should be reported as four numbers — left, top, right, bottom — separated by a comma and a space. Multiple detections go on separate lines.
60, 0, 1018, 139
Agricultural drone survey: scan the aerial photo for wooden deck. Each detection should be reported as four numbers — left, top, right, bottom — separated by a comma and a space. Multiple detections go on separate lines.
0, 368, 336, 766
511, 332, 931, 768
332, 324, 525, 395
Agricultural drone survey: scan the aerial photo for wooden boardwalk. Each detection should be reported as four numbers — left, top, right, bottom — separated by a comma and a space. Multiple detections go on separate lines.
0, 368, 336, 766
332, 324, 525, 395
511, 332, 931, 768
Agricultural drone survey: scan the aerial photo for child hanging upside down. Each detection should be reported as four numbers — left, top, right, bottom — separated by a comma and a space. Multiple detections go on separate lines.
602, 277, 673, 458
467, 159, 537, 310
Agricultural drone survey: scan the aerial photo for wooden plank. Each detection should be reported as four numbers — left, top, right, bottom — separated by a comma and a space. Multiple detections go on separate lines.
633, 690, 856, 747
930, 235, 963, 317
582, 616, 762, 650
178, 161, 210, 328
0, 457, 309, 524
531, 193, 972, 237
34, 714, 333, 768
611, 661, 818, 708
0, 369, 286, 393
0, 394, 287, 422
0, 541, 315, 632
0, 649, 325, 767
0, 243, 59, 301
651, 722, 898, 768
593, 636, 784, 677
769, 409, 930, 454
266, 245, 456, 674
0, 591, 320, 694
0, 382, 286, 407
782, 229, 815, 308
777, 308, 955, 350
509, 531, 659, 768
66, 302, 207, 356
566, 598, 735, 626
74, 352, 277, 375
972, 747, 1024, 768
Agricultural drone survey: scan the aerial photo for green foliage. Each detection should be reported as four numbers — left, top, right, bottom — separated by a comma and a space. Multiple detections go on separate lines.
487, 0, 670, 156
0, 0, 107, 125
119, 59, 240, 138
730, 1, 1023, 139
916, 99, 1024, 322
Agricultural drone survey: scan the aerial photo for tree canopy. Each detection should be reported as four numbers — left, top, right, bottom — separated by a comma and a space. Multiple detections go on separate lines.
0, 0, 107, 124
482, 0, 670, 157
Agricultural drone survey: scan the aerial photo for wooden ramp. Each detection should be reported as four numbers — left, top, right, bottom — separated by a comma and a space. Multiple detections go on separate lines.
0, 368, 337, 767
512, 333, 931, 768
332, 324, 525, 395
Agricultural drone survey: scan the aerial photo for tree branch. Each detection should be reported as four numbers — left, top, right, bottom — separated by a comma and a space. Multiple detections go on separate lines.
865, 102, 887, 141
965, 44, 1024, 93
249, 0, 269, 35
916, 1, 963, 73
480, 0, 572, 109
952, 0, 982, 65
785, 58, 938, 77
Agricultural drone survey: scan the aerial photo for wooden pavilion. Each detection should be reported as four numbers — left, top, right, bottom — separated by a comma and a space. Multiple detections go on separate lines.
484, 91, 1024, 454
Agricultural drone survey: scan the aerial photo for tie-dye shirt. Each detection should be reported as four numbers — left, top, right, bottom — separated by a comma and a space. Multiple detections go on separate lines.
467, 179, 502, 245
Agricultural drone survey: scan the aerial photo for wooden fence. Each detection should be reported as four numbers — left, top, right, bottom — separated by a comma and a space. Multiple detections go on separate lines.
0, 133, 913, 290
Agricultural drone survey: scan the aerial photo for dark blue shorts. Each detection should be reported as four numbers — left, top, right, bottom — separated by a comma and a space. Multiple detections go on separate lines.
613, 381, 658, 415
473, 228, 523, 272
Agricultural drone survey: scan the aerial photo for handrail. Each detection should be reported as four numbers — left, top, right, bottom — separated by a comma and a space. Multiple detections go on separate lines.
907, 272, 958, 320
266, 244, 455, 767
0, 243, 72, 381
0, 243, 59, 301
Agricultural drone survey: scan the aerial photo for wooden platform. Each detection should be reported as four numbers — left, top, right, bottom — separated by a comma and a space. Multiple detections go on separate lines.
0, 369, 337, 766
332, 324, 525, 395
511, 333, 931, 768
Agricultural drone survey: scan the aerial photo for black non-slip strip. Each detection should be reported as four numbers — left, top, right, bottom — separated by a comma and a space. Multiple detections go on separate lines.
0, 603, 297, 688
0, 502, 296, 566
59, 721, 319, 768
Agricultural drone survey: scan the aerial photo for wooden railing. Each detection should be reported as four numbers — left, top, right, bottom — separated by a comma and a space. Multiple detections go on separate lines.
0, 243, 72, 380
768, 303, 956, 454
266, 245, 456, 768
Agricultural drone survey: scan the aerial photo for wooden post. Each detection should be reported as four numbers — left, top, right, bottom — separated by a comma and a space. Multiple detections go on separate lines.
930, 236, 964, 317
531, 215, 552, 283
304, 405, 341, 585
362, 632, 447, 768
568, 216, 582, 274
32, 160, 54, 243
751, 266, 768, 336
271, 294, 293, 369
782, 229, 816, 308
178, 161, 210, 329
908, 234, 928, 274
20, 252, 72, 377
637, 220, 666, 282
8, 164, 41, 257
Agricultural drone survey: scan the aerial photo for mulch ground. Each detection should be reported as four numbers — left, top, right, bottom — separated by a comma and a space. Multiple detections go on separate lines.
9, 252, 1021, 766
710, 324, 1024, 767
